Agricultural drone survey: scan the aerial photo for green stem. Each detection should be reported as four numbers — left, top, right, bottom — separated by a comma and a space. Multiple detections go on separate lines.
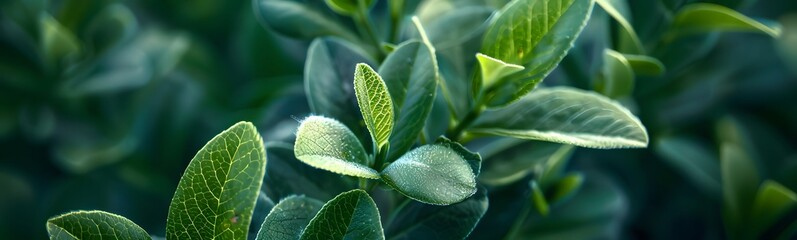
503, 199, 533, 240
354, 0, 385, 60
388, 0, 405, 43
373, 143, 389, 171
446, 105, 483, 142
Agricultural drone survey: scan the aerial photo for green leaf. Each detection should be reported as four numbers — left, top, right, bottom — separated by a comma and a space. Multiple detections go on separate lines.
387, 187, 489, 240
380, 144, 478, 205
256, 196, 325, 240
479, 141, 572, 186
721, 143, 761, 236
596, 0, 644, 54
480, 0, 596, 106
378, 40, 437, 161
39, 14, 80, 67
623, 54, 665, 76
305, 38, 375, 133
423, 7, 495, 50
46, 210, 149, 240
354, 63, 395, 149
594, 49, 634, 99
470, 87, 649, 149
249, 192, 276, 238
263, 142, 353, 201
300, 190, 384, 240
476, 53, 525, 90
324, 0, 374, 15
166, 121, 267, 240
538, 144, 577, 187
83, 4, 137, 55
530, 180, 550, 216
670, 3, 781, 38
435, 137, 482, 176
294, 116, 379, 179
654, 136, 721, 196
253, 0, 359, 41
751, 181, 797, 237
548, 173, 585, 203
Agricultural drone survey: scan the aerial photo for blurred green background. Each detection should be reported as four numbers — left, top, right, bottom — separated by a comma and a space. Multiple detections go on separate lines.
1, 0, 797, 239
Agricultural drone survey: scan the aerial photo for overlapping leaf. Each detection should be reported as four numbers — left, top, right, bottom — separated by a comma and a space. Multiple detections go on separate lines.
46, 210, 149, 240
294, 116, 378, 179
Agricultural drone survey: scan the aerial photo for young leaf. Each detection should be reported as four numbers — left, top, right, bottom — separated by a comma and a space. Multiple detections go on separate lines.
294, 116, 379, 179
594, 49, 634, 99
305, 38, 375, 133
256, 196, 325, 240
721, 143, 761, 236
325, 0, 374, 15
670, 3, 781, 38
252, 0, 359, 41
46, 210, 149, 240
387, 187, 489, 240
480, 0, 596, 106
596, 0, 644, 54
476, 53, 525, 90
548, 173, 585, 203
300, 190, 384, 240
530, 180, 550, 216
623, 54, 665, 76
379, 40, 437, 161
263, 142, 353, 201
479, 141, 572, 186
469, 87, 649, 149
166, 121, 267, 240
354, 63, 394, 149
380, 144, 478, 205
750, 181, 797, 238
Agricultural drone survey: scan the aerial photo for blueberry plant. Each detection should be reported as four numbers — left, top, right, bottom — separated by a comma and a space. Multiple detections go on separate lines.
44, 0, 796, 239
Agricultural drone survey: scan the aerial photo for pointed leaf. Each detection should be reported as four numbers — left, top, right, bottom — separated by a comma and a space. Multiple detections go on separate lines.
751, 181, 797, 237
253, 0, 359, 41
596, 0, 644, 54
480, 0, 596, 106
671, 3, 781, 38
305, 38, 374, 133
594, 49, 634, 99
46, 210, 149, 240
300, 190, 384, 240
381, 144, 478, 205
387, 187, 488, 240
470, 87, 649, 148
379, 40, 437, 161
623, 54, 665, 76
435, 137, 482, 176
476, 53, 525, 90
355, 63, 395, 149
294, 116, 378, 179
721, 143, 761, 235
166, 122, 267, 240
256, 196, 324, 240
530, 180, 550, 216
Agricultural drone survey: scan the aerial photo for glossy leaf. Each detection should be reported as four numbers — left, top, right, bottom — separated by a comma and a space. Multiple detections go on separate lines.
670, 3, 781, 38
470, 87, 649, 148
355, 63, 395, 149
305, 38, 374, 132
594, 49, 634, 99
623, 54, 665, 76
596, 0, 644, 53
751, 181, 797, 237
300, 190, 384, 240
477, 53, 525, 90
253, 0, 358, 41
480, 0, 596, 106
721, 143, 761, 235
480, 141, 572, 186
387, 187, 489, 240
379, 40, 437, 161
435, 137, 482, 176
46, 210, 149, 240
256, 196, 324, 240
263, 142, 353, 201
166, 122, 267, 240
381, 144, 478, 205
294, 116, 378, 179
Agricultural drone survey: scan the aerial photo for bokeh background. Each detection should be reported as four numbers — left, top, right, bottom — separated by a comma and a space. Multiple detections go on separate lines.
1, 0, 796, 239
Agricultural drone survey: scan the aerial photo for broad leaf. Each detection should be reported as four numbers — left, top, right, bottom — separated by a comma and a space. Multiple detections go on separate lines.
655, 136, 721, 196
381, 144, 478, 205
470, 87, 649, 148
596, 0, 644, 54
435, 137, 482, 176
253, 0, 359, 41
387, 187, 488, 240
294, 116, 378, 179
305, 38, 374, 133
623, 54, 665, 76
354, 63, 395, 149
670, 3, 781, 38
594, 49, 634, 99
300, 190, 384, 240
423, 7, 495, 50
480, 141, 573, 186
750, 181, 797, 238
263, 142, 353, 201
476, 53, 525, 90
46, 210, 149, 240
166, 121, 267, 240
530, 180, 550, 216
480, 0, 596, 106
256, 196, 324, 240
379, 40, 437, 161
721, 143, 761, 236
